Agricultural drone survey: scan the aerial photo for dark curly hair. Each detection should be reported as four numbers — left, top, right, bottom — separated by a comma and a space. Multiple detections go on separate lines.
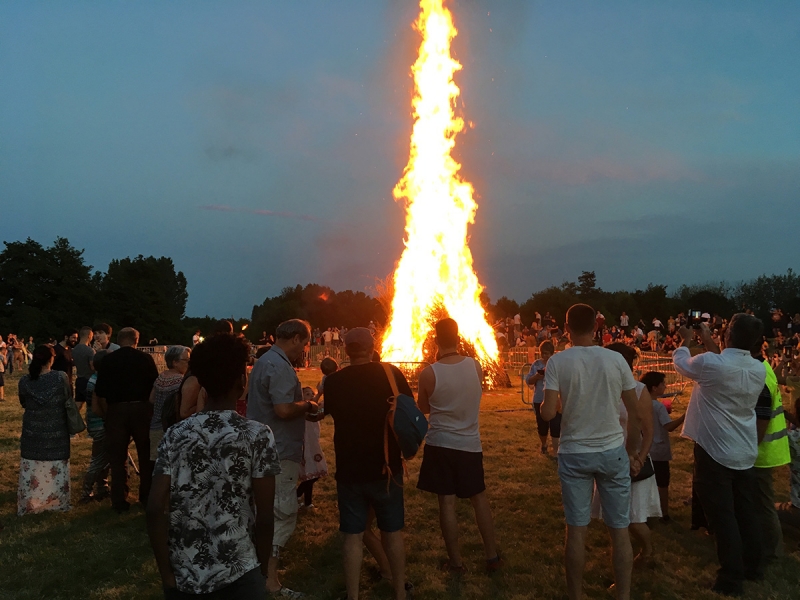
189, 333, 250, 400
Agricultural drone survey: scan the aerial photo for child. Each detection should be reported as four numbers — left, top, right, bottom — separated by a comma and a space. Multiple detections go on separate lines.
297, 385, 329, 510
641, 371, 686, 522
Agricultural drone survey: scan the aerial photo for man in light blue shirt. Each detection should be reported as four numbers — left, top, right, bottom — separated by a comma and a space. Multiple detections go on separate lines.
248, 319, 317, 597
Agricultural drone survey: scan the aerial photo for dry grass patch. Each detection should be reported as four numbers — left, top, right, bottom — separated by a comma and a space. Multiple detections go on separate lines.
0, 369, 797, 599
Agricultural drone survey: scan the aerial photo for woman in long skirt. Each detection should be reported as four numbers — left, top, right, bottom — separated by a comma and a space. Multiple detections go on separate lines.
18, 345, 72, 516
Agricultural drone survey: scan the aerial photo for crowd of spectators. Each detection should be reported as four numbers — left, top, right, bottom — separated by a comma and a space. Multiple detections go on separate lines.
6, 305, 800, 600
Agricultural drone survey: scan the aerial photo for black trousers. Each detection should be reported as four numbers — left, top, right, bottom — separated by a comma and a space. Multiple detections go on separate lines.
105, 401, 154, 510
693, 443, 763, 592
163, 568, 266, 599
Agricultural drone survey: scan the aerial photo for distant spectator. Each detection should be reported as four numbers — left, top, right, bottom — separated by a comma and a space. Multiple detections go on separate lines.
526, 341, 560, 454
52, 329, 78, 390
192, 330, 201, 347
72, 326, 95, 409
619, 312, 629, 332
93, 323, 120, 352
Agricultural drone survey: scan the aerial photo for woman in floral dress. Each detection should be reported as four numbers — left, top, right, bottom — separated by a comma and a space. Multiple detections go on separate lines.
18, 345, 72, 516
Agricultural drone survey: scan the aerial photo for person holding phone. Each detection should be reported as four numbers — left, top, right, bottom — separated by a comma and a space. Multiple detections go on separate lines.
525, 341, 560, 454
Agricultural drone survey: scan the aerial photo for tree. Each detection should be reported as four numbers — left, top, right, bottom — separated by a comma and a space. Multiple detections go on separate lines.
249, 283, 385, 341
490, 296, 520, 320
577, 270, 597, 296
0, 237, 96, 340
734, 270, 800, 323
99, 255, 188, 344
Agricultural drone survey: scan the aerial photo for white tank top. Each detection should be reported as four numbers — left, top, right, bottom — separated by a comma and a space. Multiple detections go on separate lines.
426, 357, 483, 453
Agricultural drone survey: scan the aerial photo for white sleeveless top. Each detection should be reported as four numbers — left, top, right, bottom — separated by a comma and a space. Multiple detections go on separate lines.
426, 357, 483, 453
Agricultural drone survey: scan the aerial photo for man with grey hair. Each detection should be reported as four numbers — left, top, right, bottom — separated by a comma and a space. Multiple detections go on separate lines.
248, 319, 317, 597
94, 327, 159, 513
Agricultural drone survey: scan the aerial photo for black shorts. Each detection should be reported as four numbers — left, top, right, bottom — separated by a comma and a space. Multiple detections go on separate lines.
653, 460, 670, 488
0, 373, 4, 387
533, 403, 562, 438
417, 444, 485, 499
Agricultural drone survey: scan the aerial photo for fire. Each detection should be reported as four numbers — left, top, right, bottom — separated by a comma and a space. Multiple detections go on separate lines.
381, 0, 499, 366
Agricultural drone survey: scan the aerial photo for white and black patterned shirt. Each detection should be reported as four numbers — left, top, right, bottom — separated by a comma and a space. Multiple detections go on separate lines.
154, 411, 281, 594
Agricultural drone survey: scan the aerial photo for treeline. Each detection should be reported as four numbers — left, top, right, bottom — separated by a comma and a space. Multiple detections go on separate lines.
488, 270, 800, 329
0, 238, 188, 344
248, 284, 385, 342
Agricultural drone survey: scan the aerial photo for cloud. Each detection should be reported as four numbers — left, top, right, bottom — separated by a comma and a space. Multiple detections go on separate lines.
199, 205, 319, 222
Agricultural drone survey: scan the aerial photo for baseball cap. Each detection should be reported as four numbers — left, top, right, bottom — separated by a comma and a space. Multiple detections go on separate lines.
344, 327, 375, 351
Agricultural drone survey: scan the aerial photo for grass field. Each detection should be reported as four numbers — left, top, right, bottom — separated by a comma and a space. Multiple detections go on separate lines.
0, 368, 798, 599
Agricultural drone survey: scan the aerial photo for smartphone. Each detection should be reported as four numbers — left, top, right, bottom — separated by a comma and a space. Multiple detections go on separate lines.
688, 309, 703, 329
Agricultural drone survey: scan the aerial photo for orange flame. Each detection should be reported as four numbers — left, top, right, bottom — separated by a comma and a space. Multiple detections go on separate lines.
381, 0, 498, 365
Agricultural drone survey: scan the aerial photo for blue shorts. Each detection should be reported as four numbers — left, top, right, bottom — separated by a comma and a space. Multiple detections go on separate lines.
558, 445, 631, 529
336, 477, 404, 534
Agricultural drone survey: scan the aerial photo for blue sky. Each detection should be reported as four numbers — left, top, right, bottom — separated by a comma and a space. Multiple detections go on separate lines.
2, 1, 799, 317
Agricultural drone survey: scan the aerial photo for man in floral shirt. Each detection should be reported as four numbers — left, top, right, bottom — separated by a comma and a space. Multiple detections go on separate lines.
147, 334, 281, 599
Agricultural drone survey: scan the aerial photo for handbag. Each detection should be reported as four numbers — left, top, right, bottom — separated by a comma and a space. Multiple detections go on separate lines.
631, 455, 655, 482
65, 396, 86, 435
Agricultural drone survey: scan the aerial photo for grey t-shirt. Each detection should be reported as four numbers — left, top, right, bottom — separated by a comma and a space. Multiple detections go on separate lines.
247, 345, 304, 463
649, 399, 674, 461
72, 343, 96, 379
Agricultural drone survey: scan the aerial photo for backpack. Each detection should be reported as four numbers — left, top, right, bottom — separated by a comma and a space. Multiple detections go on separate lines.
381, 363, 428, 479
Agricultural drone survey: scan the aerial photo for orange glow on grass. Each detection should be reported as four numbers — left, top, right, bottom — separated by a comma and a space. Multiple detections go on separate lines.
381, 0, 498, 366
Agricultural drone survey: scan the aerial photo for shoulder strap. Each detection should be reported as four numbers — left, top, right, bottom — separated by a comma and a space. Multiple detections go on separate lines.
381, 363, 400, 397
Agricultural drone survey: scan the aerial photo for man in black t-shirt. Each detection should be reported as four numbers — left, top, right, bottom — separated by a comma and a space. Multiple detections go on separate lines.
94, 327, 158, 513
323, 328, 411, 600
52, 329, 78, 390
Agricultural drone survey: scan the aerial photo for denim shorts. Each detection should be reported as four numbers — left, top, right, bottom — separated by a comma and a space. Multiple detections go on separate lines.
336, 477, 404, 534
558, 445, 631, 528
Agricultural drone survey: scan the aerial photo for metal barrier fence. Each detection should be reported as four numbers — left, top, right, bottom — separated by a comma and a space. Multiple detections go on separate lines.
504, 346, 540, 368
519, 351, 689, 406
139, 346, 168, 372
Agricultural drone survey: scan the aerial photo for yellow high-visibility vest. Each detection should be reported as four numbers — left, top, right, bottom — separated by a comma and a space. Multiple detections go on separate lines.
755, 362, 790, 468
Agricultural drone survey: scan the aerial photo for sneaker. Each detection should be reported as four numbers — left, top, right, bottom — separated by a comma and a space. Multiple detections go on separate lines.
269, 587, 305, 598
440, 559, 466, 574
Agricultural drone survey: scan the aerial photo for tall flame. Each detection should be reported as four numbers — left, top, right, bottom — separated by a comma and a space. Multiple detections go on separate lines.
381, 0, 498, 366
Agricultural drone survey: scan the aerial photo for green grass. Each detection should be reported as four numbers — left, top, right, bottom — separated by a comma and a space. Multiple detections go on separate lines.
0, 370, 798, 599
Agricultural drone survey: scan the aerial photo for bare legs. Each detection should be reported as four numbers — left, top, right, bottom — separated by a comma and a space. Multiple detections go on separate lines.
349, 512, 405, 600
629, 522, 653, 563
438, 492, 499, 568
565, 525, 632, 600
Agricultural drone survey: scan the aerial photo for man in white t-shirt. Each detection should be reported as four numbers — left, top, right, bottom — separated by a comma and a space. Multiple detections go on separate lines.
541, 304, 643, 600
417, 318, 501, 574
674, 316, 767, 596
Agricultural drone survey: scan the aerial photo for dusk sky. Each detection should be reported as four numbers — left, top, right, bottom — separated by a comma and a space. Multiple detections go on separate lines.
2, 1, 799, 318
